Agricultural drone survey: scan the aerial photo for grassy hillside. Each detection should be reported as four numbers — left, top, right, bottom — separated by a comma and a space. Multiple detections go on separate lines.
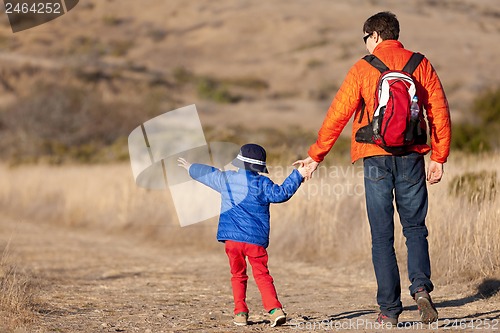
0, 0, 499, 132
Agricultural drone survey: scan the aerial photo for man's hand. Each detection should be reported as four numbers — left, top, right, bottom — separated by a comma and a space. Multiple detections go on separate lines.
427, 160, 444, 185
293, 156, 320, 181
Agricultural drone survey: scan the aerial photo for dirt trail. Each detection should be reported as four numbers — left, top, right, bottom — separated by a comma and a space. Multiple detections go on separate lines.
1, 218, 499, 332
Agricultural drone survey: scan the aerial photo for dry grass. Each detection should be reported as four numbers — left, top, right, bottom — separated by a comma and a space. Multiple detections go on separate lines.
0, 243, 38, 332
271, 152, 500, 284
428, 153, 500, 282
0, 163, 218, 250
0, 152, 499, 286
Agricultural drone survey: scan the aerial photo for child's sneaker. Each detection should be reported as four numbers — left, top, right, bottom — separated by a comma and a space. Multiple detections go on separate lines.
269, 308, 286, 327
414, 288, 438, 324
233, 312, 248, 326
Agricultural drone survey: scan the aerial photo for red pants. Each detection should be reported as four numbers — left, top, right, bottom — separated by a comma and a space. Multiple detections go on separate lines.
224, 240, 282, 314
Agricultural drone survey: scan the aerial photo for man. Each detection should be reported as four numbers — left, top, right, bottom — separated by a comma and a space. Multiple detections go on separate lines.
295, 12, 451, 325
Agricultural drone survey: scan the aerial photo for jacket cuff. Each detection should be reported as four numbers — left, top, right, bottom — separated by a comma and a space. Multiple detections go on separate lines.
307, 146, 324, 163
430, 154, 447, 164
291, 168, 304, 181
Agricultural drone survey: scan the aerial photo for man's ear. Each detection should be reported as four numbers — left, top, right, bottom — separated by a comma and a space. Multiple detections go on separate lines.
372, 31, 380, 42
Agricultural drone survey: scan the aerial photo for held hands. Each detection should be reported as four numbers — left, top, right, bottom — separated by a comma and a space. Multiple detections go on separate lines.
293, 156, 320, 181
292, 155, 444, 184
427, 160, 444, 185
177, 157, 191, 172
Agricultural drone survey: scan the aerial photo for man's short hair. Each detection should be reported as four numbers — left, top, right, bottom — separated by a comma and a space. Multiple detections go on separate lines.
363, 11, 400, 41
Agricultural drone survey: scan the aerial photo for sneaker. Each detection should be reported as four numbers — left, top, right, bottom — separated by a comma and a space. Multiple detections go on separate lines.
376, 312, 398, 326
233, 312, 248, 326
269, 308, 286, 327
414, 288, 438, 324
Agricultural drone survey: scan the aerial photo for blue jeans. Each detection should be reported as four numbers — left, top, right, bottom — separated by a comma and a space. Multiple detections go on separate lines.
363, 153, 434, 318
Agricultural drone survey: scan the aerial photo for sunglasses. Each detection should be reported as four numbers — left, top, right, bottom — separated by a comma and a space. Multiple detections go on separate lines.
363, 32, 373, 44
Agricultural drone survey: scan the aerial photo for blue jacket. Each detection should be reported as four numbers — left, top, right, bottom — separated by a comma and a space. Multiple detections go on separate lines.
189, 164, 303, 248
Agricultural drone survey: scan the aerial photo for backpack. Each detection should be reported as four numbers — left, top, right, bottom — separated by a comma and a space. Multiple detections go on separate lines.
355, 53, 427, 154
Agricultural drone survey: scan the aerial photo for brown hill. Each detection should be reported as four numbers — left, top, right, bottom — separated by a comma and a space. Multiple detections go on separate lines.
0, 0, 499, 131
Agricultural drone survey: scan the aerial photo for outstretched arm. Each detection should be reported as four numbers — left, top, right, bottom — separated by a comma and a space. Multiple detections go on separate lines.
177, 157, 224, 192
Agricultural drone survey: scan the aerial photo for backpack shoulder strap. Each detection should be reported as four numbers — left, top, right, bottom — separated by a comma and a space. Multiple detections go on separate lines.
357, 98, 367, 124
358, 55, 387, 124
402, 53, 425, 74
363, 55, 389, 74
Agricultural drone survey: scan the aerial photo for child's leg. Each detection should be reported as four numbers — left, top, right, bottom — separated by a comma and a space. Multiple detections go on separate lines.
225, 240, 249, 314
245, 244, 282, 312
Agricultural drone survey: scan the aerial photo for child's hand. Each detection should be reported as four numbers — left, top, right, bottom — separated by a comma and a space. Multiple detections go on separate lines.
177, 157, 191, 171
295, 161, 308, 180
293, 157, 319, 181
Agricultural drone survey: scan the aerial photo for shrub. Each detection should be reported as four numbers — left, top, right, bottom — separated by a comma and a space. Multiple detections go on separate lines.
473, 88, 500, 124
448, 170, 497, 204
310, 82, 340, 100
196, 77, 241, 103
451, 123, 491, 153
0, 83, 140, 164
307, 59, 324, 69
451, 87, 500, 153
147, 28, 168, 42
0, 249, 38, 330
474, 88, 500, 149
173, 67, 195, 85
292, 39, 329, 52
109, 39, 134, 57
223, 77, 269, 91
102, 15, 124, 26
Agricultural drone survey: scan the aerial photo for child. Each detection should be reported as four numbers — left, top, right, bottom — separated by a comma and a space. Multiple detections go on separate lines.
178, 143, 306, 327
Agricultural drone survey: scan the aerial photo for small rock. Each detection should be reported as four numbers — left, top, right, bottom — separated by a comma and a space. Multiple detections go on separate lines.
157, 312, 166, 318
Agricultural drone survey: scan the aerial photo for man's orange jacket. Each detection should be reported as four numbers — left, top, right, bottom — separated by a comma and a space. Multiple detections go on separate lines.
308, 40, 451, 164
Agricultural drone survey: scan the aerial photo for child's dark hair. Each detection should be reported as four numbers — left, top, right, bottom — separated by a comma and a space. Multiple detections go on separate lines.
363, 11, 400, 41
